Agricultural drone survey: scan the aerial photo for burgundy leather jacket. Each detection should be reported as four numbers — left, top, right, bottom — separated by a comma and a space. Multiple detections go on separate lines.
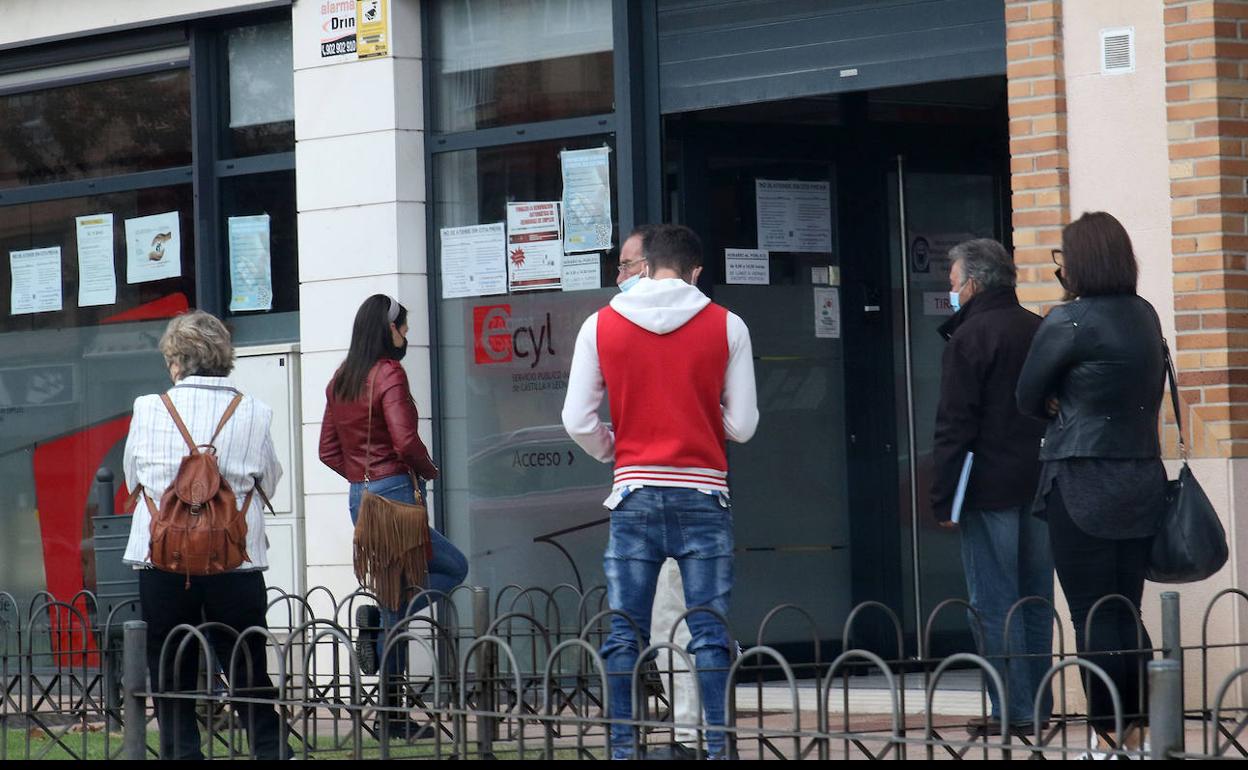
319, 359, 439, 483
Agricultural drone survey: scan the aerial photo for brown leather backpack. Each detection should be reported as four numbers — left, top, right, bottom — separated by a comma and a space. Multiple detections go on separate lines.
129, 393, 259, 587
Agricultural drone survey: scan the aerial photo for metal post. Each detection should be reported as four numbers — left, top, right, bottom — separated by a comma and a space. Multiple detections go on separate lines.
1160, 591, 1185, 752
1148, 660, 1182, 761
471, 588, 495, 759
123, 620, 147, 761
96, 467, 115, 516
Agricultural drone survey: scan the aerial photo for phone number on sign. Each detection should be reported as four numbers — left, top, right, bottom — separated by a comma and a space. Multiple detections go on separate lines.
321, 40, 357, 57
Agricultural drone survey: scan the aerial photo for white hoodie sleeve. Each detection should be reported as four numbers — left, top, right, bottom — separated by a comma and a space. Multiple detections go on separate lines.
561, 313, 615, 463
723, 312, 760, 443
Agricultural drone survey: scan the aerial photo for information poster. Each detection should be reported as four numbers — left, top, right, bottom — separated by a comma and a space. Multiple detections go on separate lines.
813, 286, 841, 339
320, 0, 358, 59
356, 0, 389, 59
125, 211, 182, 284
228, 215, 274, 312
10, 247, 62, 315
725, 249, 770, 285
441, 223, 507, 299
908, 232, 977, 281
756, 179, 832, 253
561, 253, 601, 292
561, 147, 613, 253
506, 202, 563, 292
75, 213, 116, 307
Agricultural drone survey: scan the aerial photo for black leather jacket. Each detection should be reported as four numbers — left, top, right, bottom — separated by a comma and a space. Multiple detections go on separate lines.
1016, 295, 1165, 461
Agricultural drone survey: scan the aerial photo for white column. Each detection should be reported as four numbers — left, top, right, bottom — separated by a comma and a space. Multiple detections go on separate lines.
293, 0, 429, 606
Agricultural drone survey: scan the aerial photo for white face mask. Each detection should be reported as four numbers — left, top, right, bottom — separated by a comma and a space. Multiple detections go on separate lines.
619, 273, 642, 292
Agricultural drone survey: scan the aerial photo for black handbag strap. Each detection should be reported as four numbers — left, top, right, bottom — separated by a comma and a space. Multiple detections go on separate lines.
1162, 339, 1188, 462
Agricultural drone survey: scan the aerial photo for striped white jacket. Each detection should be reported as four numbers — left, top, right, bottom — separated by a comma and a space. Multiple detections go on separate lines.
122, 376, 282, 570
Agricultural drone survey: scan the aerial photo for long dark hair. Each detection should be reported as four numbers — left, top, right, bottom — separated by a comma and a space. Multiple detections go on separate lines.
1061, 211, 1138, 297
331, 294, 407, 402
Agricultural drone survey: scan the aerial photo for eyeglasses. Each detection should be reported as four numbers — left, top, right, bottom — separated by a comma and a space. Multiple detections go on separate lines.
617, 259, 645, 273
1051, 248, 1064, 267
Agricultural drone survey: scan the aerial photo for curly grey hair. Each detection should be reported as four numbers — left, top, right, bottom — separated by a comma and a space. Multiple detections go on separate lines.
949, 238, 1016, 291
159, 311, 235, 378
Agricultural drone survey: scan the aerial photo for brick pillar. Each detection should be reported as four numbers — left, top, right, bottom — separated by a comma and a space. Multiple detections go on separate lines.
1006, 0, 1070, 313
1165, 0, 1248, 458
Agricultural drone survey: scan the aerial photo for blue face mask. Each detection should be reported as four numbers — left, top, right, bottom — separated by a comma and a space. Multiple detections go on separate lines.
949, 290, 961, 313
619, 273, 642, 292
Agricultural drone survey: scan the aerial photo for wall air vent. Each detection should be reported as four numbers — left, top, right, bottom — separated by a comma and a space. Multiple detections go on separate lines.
1101, 27, 1135, 75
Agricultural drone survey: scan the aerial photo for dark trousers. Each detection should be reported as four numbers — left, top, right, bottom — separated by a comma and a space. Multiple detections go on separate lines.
1045, 485, 1153, 733
139, 569, 288, 760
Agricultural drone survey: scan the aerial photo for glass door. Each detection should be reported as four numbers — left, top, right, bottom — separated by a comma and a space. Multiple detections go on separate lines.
888, 157, 1005, 656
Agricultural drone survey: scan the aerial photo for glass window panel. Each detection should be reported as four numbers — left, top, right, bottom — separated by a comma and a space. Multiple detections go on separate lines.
226, 21, 295, 157
431, 0, 614, 132
220, 170, 299, 316
0, 185, 196, 333
0, 70, 191, 188
432, 135, 618, 595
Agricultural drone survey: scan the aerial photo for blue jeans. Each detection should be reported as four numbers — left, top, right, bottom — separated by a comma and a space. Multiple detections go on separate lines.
349, 474, 469, 676
601, 487, 734, 759
959, 507, 1055, 726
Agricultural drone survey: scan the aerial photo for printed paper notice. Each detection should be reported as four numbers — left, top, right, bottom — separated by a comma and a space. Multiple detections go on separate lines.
75, 214, 116, 307
814, 287, 840, 339
561, 253, 601, 292
10, 247, 62, 315
507, 202, 562, 292
125, 211, 182, 284
441, 223, 507, 299
756, 179, 832, 253
228, 215, 273, 312
725, 249, 769, 285
924, 291, 955, 316
561, 147, 613, 253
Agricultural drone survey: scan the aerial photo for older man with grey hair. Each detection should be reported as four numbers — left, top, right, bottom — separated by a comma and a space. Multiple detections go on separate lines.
931, 238, 1053, 737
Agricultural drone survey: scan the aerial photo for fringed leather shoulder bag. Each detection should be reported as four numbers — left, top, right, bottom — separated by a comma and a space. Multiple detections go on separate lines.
352, 369, 432, 611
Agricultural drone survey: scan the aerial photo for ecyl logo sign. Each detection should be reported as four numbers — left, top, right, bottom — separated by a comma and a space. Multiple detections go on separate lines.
473, 305, 556, 368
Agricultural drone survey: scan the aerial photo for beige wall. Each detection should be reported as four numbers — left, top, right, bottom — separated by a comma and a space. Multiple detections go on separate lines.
0, 0, 266, 47
1062, 0, 1242, 705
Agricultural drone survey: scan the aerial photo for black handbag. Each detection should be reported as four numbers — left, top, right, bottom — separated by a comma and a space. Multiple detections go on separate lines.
1146, 342, 1228, 583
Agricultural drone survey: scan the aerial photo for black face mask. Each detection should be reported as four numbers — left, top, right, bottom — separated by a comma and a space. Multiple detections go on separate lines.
392, 337, 408, 362
1055, 268, 1069, 291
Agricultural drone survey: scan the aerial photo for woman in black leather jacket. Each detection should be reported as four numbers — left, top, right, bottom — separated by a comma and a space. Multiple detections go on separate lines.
1016, 211, 1165, 753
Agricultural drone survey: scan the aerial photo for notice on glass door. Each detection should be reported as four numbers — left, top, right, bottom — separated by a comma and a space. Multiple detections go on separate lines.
507, 202, 562, 292
75, 214, 116, 307
125, 211, 182, 284
441, 222, 507, 299
228, 214, 274, 312
756, 179, 832, 253
561, 147, 613, 253
10, 247, 62, 315
813, 286, 840, 339
725, 249, 770, 285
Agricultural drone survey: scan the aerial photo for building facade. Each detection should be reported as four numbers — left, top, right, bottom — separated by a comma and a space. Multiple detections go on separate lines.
0, 0, 1243, 688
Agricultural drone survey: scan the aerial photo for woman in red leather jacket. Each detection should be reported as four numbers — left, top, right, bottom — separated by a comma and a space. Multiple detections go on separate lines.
319, 294, 467, 734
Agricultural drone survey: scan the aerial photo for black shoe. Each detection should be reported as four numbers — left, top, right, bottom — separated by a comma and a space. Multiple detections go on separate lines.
375, 718, 436, 742
355, 605, 381, 676
967, 716, 1050, 737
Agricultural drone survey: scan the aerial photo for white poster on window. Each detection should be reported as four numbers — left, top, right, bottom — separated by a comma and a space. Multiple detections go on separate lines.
10, 247, 62, 315
75, 214, 116, 307
561, 253, 601, 292
228, 214, 274, 312
813, 286, 840, 339
507, 202, 563, 292
441, 222, 507, 299
725, 249, 770, 285
125, 211, 182, 284
756, 179, 832, 253
561, 147, 613, 253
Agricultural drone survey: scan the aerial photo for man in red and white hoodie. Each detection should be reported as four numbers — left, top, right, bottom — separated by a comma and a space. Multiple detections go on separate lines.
562, 224, 758, 760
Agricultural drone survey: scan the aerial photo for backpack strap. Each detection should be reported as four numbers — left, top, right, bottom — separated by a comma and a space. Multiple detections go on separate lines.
210, 394, 245, 446
159, 394, 197, 453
